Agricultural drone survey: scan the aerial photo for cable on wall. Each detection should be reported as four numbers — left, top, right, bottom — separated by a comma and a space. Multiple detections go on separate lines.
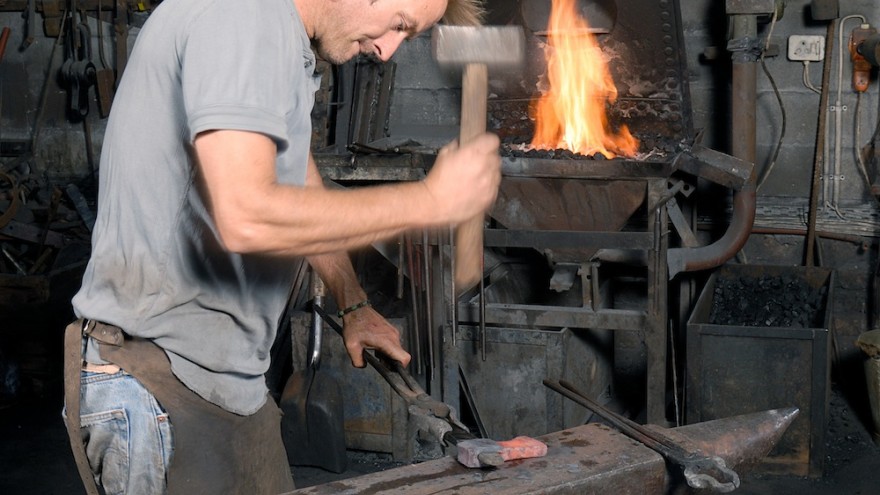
757, 9, 786, 192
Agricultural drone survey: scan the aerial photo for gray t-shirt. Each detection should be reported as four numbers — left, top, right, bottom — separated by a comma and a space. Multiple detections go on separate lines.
72, 0, 321, 415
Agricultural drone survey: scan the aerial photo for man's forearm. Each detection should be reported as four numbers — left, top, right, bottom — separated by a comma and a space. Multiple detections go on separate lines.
307, 251, 367, 311
194, 130, 501, 259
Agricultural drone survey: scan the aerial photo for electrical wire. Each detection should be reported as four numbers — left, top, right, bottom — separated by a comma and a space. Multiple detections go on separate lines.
872, 82, 880, 145
854, 92, 872, 189
757, 9, 786, 192
802, 61, 822, 94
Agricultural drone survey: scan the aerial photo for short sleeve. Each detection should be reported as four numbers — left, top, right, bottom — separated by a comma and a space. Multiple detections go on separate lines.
181, 0, 297, 150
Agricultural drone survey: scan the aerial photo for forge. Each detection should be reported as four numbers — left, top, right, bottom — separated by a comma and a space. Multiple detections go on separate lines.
300, 0, 788, 489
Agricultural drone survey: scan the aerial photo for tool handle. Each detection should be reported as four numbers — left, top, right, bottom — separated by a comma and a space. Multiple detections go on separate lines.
454, 63, 488, 292
308, 272, 326, 369
0, 27, 11, 63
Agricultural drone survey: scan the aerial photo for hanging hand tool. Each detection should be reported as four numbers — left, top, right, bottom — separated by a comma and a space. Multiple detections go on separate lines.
94, 0, 116, 117
0, 27, 11, 62
20, 0, 35, 50
313, 304, 473, 447
544, 379, 741, 493
60, 15, 97, 119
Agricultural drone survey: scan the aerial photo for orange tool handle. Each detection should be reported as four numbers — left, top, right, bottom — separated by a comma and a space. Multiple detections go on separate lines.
0, 27, 11, 63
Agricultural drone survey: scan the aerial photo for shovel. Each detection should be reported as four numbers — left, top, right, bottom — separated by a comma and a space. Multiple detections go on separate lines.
280, 271, 348, 473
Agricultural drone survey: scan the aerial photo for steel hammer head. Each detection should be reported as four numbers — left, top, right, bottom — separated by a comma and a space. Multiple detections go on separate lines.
431, 25, 526, 69
456, 436, 548, 468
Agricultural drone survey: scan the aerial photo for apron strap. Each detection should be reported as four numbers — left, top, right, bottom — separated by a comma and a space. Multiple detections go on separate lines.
63, 319, 103, 495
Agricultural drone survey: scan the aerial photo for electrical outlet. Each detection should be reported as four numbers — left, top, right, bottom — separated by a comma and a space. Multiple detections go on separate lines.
788, 35, 825, 61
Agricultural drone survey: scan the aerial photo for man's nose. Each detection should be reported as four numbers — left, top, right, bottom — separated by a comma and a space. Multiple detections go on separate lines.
372, 32, 407, 62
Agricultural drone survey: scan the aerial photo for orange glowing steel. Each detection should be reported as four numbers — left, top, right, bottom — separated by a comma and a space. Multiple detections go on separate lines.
530, 0, 638, 158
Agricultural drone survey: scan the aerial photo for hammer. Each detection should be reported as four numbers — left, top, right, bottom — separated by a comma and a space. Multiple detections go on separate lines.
456, 436, 548, 468
431, 25, 525, 291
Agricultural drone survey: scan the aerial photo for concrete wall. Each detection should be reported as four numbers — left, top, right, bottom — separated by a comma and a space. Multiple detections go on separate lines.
683, 0, 880, 203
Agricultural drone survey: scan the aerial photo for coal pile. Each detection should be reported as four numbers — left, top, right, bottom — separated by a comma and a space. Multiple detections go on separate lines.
503, 145, 609, 160
498, 134, 679, 161
709, 273, 827, 328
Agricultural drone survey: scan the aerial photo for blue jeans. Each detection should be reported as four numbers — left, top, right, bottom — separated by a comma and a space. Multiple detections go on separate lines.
64, 371, 174, 495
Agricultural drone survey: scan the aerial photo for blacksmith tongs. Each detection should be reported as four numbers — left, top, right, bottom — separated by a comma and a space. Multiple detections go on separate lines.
313, 304, 473, 446
544, 379, 740, 493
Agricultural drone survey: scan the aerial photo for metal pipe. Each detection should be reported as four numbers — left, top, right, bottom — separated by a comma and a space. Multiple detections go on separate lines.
668, 182, 755, 279
667, 10, 760, 279
752, 226, 870, 248
731, 17, 757, 163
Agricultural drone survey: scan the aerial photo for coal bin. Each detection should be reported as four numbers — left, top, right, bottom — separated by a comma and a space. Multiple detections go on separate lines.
709, 273, 827, 328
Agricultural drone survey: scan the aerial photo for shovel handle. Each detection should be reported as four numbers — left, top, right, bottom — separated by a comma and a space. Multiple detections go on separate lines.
309, 272, 326, 369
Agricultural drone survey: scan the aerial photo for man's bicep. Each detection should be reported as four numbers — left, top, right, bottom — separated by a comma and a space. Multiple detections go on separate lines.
193, 130, 279, 231
194, 129, 277, 182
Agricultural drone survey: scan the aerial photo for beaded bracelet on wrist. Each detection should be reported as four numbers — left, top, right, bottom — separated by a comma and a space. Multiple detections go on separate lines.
337, 300, 371, 318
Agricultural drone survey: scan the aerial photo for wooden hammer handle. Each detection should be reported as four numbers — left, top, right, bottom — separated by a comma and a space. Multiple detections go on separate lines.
454, 63, 489, 292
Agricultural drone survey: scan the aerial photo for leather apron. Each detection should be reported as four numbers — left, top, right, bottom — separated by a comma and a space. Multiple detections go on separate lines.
64, 319, 295, 495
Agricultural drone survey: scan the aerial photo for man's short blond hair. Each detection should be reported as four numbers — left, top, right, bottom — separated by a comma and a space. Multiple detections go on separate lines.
443, 0, 486, 26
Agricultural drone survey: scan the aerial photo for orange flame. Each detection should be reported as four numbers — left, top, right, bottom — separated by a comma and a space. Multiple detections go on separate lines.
530, 0, 638, 158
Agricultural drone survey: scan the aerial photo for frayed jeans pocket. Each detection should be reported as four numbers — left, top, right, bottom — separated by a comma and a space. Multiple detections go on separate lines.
81, 409, 130, 495
70, 370, 173, 495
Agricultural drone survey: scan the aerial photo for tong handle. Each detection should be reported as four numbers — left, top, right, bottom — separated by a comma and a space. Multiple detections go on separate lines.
313, 304, 452, 417
545, 379, 741, 493
682, 456, 741, 493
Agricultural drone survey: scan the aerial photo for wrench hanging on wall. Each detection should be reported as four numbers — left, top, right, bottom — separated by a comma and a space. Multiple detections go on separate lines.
20, 0, 36, 50
60, 9, 97, 119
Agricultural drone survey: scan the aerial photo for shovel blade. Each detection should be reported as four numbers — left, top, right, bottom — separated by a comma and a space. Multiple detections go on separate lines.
280, 370, 348, 473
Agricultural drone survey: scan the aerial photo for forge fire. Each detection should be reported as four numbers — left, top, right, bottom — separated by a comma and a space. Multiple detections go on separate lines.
529, 0, 639, 159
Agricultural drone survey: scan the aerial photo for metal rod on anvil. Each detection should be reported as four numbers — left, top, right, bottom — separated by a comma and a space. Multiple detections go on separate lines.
545, 379, 741, 493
